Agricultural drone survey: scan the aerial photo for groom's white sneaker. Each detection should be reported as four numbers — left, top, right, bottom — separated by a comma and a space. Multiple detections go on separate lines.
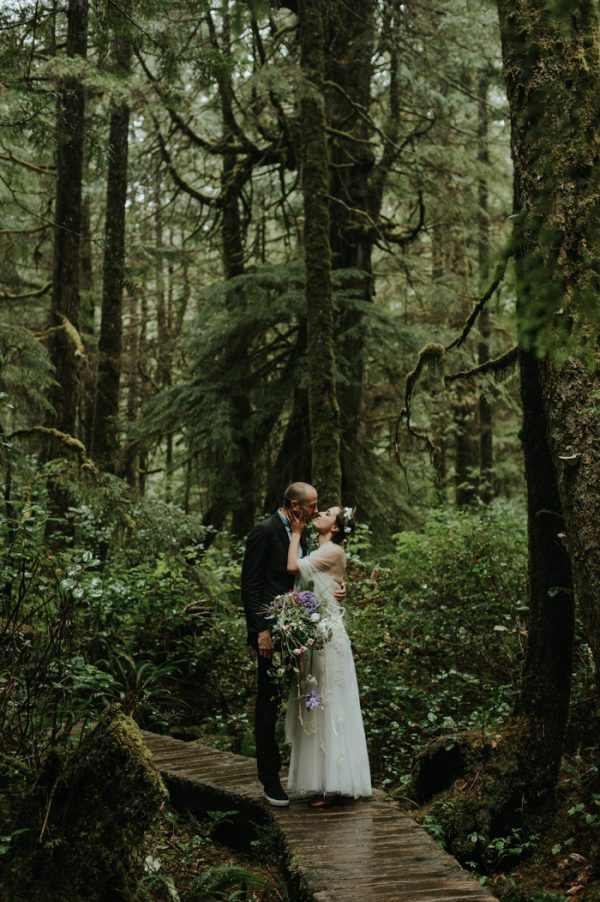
263, 780, 289, 807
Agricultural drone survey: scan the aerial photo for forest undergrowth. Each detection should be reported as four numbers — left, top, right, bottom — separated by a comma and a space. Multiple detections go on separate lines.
0, 451, 598, 900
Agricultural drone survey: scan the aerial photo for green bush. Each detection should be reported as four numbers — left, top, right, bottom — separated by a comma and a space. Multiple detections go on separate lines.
345, 500, 528, 788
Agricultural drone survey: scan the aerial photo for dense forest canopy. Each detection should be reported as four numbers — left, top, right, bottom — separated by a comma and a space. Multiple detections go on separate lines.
0, 0, 520, 536
2, 0, 600, 899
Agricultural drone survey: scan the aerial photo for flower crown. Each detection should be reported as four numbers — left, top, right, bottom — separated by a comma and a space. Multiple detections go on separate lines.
341, 505, 355, 534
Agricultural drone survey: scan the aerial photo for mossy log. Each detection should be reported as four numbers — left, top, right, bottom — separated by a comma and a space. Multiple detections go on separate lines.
411, 731, 488, 805
413, 719, 558, 868
3, 709, 167, 901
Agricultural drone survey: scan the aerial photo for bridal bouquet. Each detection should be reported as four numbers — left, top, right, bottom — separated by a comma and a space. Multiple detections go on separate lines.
263, 588, 332, 711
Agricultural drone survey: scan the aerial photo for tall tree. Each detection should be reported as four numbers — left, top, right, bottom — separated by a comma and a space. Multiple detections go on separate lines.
298, 0, 342, 502
324, 0, 375, 502
477, 72, 494, 503
90, 0, 132, 470
497, 0, 600, 704
432, 0, 600, 853
47, 0, 89, 439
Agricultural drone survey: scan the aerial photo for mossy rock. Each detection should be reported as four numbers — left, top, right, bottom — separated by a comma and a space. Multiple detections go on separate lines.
3, 708, 167, 901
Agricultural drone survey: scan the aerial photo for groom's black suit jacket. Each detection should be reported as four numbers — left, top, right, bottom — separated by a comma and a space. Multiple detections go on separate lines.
241, 512, 309, 646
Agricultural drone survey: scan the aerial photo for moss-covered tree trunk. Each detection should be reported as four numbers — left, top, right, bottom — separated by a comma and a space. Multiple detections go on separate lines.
47, 0, 88, 439
324, 0, 375, 504
298, 0, 342, 503
497, 0, 600, 694
453, 384, 478, 506
90, 0, 131, 471
264, 318, 313, 511
477, 72, 494, 503
221, 148, 256, 536
201, 4, 256, 537
418, 2, 600, 862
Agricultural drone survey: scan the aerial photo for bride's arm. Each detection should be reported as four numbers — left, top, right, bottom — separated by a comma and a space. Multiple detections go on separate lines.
287, 514, 304, 573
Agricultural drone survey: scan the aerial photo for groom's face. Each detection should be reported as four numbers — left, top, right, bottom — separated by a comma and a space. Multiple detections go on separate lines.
294, 489, 318, 521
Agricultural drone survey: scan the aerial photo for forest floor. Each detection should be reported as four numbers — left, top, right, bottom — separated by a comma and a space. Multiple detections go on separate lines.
136, 804, 287, 901
483, 751, 600, 901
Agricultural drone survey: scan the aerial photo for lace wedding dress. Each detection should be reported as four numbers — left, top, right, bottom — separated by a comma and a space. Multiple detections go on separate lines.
284, 541, 372, 799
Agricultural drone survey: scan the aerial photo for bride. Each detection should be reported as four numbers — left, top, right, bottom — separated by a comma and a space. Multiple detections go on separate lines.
285, 505, 372, 806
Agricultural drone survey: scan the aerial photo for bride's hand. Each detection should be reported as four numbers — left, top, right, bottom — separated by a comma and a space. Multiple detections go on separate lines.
290, 511, 305, 534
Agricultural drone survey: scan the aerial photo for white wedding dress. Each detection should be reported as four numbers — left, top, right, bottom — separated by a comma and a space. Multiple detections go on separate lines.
285, 541, 372, 799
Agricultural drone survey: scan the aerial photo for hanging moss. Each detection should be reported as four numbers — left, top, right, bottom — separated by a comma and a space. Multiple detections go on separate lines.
3, 708, 167, 901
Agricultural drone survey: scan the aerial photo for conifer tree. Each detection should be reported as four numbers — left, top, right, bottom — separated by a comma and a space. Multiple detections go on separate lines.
91, 0, 132, 471
497, 0, 600, 732
298, 0, 342, 502
47, 0, 89, 441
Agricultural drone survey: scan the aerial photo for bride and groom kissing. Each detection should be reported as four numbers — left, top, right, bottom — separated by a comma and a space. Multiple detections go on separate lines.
241, 481, 372, 809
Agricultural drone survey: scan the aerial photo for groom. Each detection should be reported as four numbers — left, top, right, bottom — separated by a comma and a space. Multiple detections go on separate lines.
241, 482, 318, 807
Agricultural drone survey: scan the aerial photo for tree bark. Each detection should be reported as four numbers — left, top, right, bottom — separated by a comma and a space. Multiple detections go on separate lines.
298, 0, 342, 503
47, 0, 88, 440
324, 0, 376, 502
91, 0, 131, 471
497, 0, 600, 698
453, 385, 478, 506
477, 72, 494, 503
419, 5, 599, 857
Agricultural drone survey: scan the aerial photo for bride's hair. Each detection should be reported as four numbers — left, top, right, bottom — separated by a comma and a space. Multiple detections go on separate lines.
332, 506, 356, 545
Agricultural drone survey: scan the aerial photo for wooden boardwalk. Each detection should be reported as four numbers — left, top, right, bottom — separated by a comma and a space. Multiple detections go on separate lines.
142, 732, 495, 901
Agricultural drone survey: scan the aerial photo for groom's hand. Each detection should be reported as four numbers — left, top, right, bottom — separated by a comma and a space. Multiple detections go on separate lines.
258, 629, 274, 659
333, 581, 347, 602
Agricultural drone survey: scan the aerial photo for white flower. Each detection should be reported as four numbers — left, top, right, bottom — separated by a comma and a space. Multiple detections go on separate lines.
310, 612, 321, 622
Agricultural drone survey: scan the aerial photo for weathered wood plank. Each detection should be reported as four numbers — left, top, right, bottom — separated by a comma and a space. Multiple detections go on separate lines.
142, 731, 494, 901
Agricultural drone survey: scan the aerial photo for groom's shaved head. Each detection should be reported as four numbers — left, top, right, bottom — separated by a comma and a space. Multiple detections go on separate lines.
283, 482, 317, 508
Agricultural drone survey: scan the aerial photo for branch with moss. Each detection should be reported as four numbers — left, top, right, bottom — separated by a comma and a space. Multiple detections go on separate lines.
0, 145, 55, 174
0, 281, 52, 300
35, 315, 85, 357
395, 342, 445, 464
445, 346, 519, 384
8, 426, 99, 474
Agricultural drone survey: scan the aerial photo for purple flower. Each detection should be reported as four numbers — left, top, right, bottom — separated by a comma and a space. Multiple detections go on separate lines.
296, 590, 320, 614
305, 690, 322, 710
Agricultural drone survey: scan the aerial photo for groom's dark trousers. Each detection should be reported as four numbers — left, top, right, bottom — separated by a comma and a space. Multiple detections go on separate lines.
241, 512, 307, 787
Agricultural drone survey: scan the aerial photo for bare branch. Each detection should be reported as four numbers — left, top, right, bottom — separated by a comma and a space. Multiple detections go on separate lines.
445, 249, 512, 352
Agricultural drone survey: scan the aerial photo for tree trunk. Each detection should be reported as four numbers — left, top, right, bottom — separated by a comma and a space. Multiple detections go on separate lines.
453, 385, 478, 506
324, 0, 375, 503
222, 149, 256, 536
477, 72, 494, 503
91, 0, 131, 471
516, 349, 574, 783
497, 0, 600, 693
47, 0, 88, 440
264, 320, 312, 512
418, 7, 600, 856
298, 0, 342, 504
200, 4, 256, 537
120, 287, 139, 488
